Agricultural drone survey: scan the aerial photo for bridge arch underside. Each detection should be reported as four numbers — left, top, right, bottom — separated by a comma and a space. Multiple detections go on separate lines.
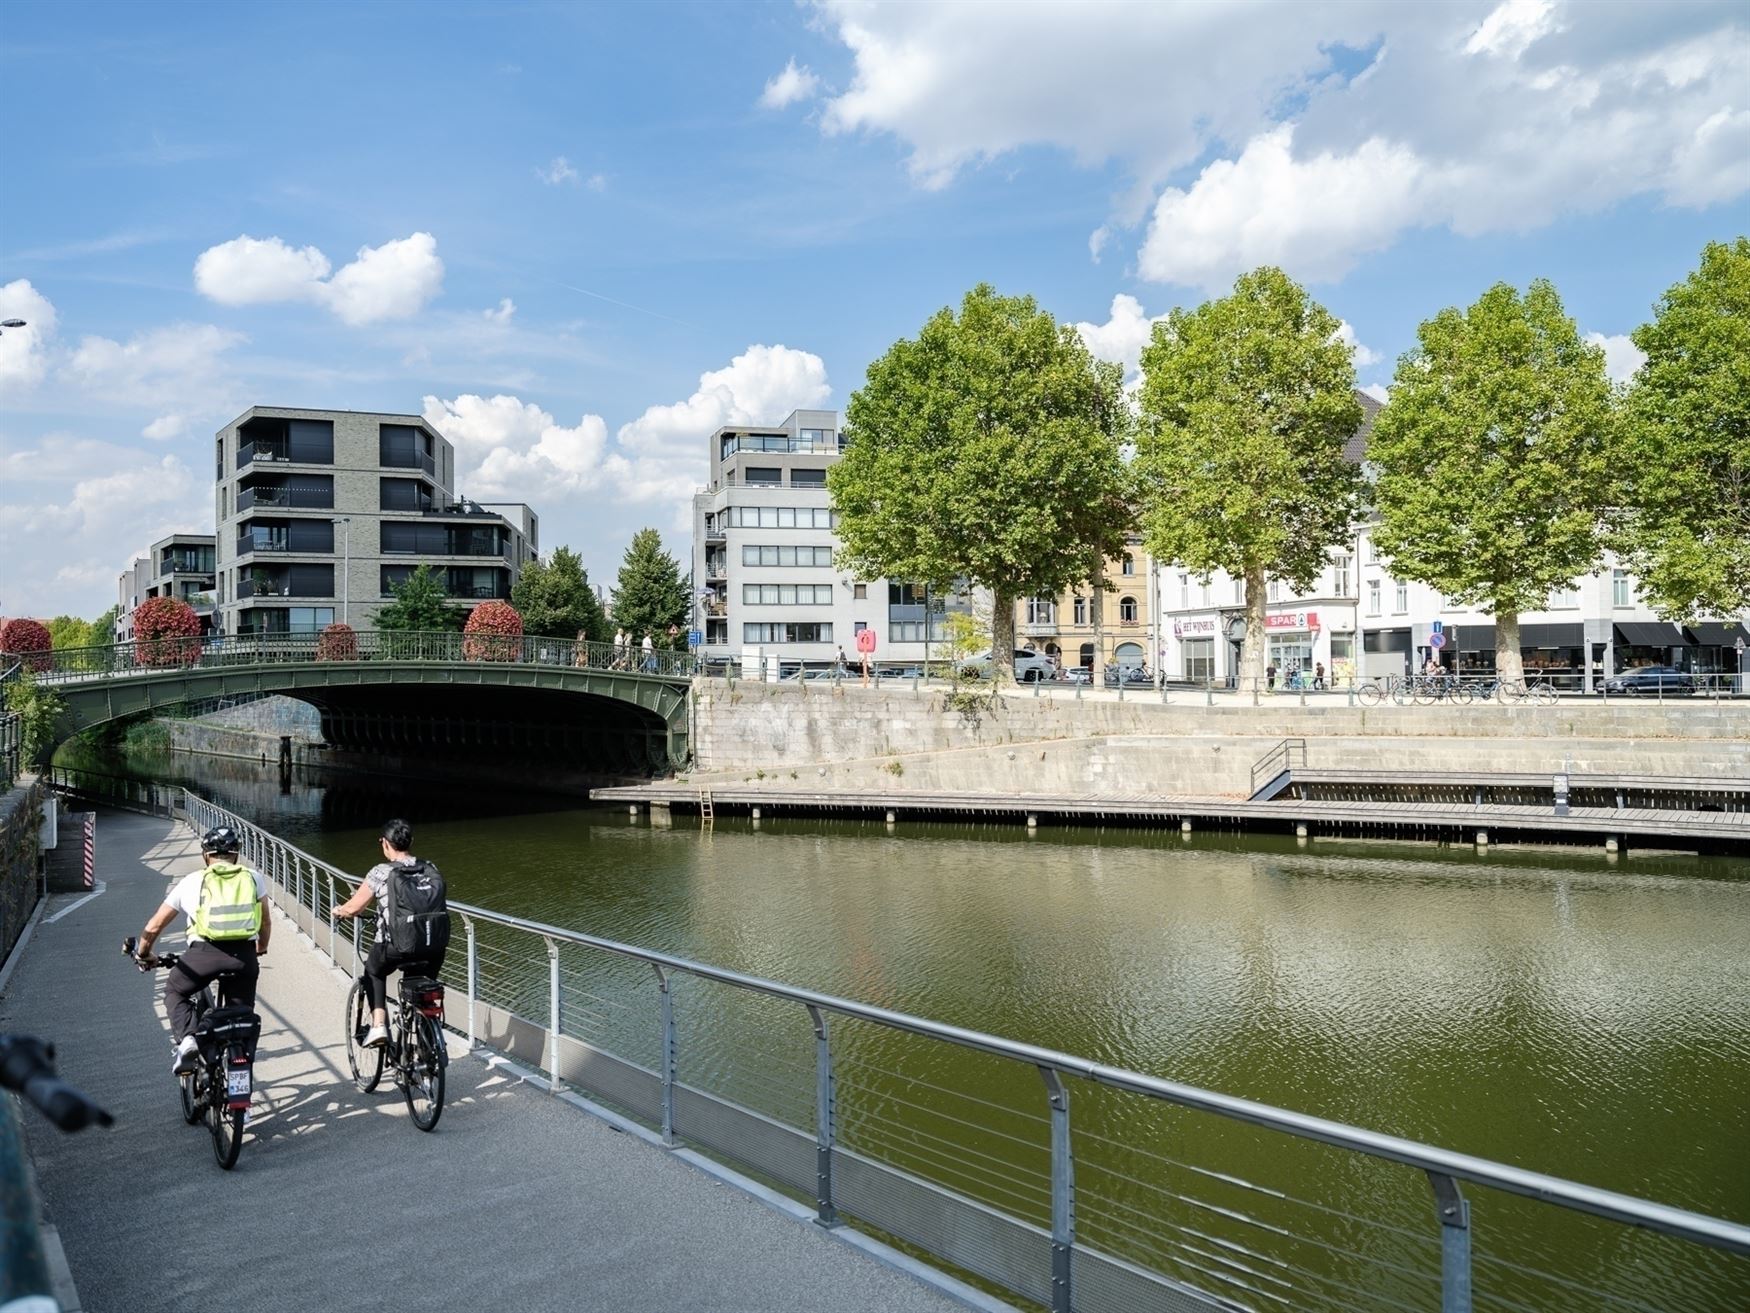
299, 685, 675, 775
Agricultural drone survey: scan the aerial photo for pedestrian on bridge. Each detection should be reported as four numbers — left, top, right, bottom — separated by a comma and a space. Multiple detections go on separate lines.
641, 631, 656, 671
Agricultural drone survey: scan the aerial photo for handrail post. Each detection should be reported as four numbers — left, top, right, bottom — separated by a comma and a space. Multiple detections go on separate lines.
653, 964, 677, 1146
1039, 1066, 1074, 1313
462, 915, 478, 1051
324, 871, 335, 961
1428, 1171, 1473, 1313
545, 936, 562, 1093
804, 1003, 839, 1228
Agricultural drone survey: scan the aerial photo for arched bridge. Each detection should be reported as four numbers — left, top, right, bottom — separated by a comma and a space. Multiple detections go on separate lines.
17, 631, 694, 771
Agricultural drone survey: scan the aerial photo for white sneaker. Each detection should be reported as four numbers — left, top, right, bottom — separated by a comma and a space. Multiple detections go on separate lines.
363, 1024, 389, 1048
171, 1035, 200, 1076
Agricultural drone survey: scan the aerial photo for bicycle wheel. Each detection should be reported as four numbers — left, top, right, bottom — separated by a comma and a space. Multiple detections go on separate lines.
1534, 683, 1557, 705
180, 1070, 201, 1124
1413, 679, 1437, 706
345, 979, 382, 1093
1357, 682, 1384, 707
1450, 682, 1475, 706
403, 1014, 446, 1132
208, 1067, 245, 1170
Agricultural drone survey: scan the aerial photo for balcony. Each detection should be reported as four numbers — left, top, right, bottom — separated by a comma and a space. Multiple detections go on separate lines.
1020, 621, 1058, 638
237, 484, 333, 511
381, 450, 438, 477
703, 598, 728, 618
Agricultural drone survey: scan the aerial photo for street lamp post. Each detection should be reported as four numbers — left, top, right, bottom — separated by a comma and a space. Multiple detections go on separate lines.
335, 516, 351, 626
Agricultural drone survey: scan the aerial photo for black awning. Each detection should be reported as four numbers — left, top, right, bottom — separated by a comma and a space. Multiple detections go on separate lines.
1614, 621, 1689, 647
1687, 620, 1750, 646
1449, 625, 1495, 650
1520, 623, 1585, 648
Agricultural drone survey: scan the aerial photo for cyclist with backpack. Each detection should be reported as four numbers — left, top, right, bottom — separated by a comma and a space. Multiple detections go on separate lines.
132, 826, 271, 1076
334, 818, 449, 1048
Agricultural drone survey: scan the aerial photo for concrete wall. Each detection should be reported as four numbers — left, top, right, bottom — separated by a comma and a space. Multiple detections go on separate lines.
691, 683, 1750, 796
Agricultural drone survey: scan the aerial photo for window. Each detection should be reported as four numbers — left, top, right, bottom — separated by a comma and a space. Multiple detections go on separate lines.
1268, 579, 1282, 603
1612, 569, 1633, 608
1367, 580, 1381, 616
1078, 642, 1095, 669
1233, 580, 1244, 604
740, 545, 834, 567
1119, 596, 1138, 623
853, 583, 867, 599
1547, 585, 1580, 610
730, 506, 837, 529
1366, 537, 1378, 564
1333, 554, 1352, 596
1179, 574, 1189, 608
381, 522, 506, 556
1182, 637, 1215, 681
1200, 580, 1212, 606
789, 468, 827, 488
1073, 595, 1088, 625
1025, 597, 1056, 626
742, 583, 833, 605
379, 424, 434, 473
1121, 554, 1135, 577
744, 466, 782, 486
743, 623, 832, 643
1393, 581, 1408, 614
380, 478, 433, 512
286, 607, 334, 632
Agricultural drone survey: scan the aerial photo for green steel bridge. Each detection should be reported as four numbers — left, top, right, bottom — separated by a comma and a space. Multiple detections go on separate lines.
8, 632, 694, 772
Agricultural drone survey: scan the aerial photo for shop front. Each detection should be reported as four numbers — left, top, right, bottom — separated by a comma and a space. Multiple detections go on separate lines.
1612, 620, 1691, 675
1170, 616, 1223, 682
1686, 620, 1750, 681
1265, 610, 1322, 685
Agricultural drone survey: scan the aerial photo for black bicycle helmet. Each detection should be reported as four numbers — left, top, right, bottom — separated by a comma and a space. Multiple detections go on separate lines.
200, 825, 241, 855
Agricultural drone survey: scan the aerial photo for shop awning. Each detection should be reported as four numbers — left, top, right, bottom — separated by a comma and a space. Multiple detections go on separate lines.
1520, 623, 1584, 648
1687, 620, 1750, 646
1614, 621, 1689, 647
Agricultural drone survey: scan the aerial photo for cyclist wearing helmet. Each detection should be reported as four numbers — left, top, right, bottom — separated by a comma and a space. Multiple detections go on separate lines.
133, 825, 272, 1076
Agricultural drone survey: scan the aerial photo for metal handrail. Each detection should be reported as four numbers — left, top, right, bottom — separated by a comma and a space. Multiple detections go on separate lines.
180, 786, 1749, 1263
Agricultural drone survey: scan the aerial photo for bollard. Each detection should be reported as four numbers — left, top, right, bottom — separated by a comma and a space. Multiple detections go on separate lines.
1295, 822, 1308, 838
752, 806, 761, 820
1181, 818, 1192, 833
1476, 831, 1489, 847
1026, 813, 1038, 830
1605, 836, 1619, 854
629, 804, 639, 817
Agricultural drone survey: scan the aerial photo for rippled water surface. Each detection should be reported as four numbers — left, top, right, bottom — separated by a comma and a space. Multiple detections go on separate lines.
80, 745, 1750, 1309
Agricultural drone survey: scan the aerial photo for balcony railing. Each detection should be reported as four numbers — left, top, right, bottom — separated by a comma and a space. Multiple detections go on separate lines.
237, 486, 334, 511
381, 451, 438, 476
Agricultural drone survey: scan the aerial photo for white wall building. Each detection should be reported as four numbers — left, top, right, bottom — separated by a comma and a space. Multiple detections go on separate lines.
1155, 530, 1750, 691
690, 409, 954, 673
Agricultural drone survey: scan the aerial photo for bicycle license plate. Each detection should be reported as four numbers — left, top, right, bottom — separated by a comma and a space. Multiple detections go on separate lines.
226, 1069, 252, 1098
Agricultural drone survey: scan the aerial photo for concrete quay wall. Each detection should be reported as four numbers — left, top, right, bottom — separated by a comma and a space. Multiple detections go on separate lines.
691, 684, 1750, 795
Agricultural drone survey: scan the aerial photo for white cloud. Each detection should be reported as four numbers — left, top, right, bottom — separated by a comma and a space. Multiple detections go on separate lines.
1334, 320, 1381, 368
1585, 331, 1647, 384
537, 156, 580, 186
1073, 294, 1168, 382
585, 173, 607, 192
0, 280, 59, 391
760, 58, 822, 110
64, 323, 247, 411
141, 414, 188, 441
421, 393, 610, 497
191, 231, 444, 323
1361, 382, 1390, 404
1667, 106, 1750, 206
1087, 226, 1111, 263
194, 235, 331, 306
483, 298, 516, 325
1464, 0, 1559, 59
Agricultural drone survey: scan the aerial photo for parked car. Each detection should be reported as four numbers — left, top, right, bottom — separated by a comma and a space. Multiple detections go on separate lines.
1602, 665, 1695, 696
1059, 667, 1093, 685
959, 648, 1056, 682
1102, 665, 1154, 687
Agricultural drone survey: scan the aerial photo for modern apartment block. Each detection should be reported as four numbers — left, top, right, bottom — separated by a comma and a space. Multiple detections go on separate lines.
114, 533, 217, 642
213, 406, 539, 636
691, 408, 953, 672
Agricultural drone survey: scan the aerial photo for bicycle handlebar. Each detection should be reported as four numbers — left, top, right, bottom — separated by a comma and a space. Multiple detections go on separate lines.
0, 1035, 115, 1133
122, 936, 181, 970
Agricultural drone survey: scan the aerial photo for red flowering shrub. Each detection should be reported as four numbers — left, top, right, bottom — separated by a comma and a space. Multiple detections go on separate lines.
316, 622, 358, 660
133, 597, 202, 667
462, 601, 523, 662
0, 617, 52, 672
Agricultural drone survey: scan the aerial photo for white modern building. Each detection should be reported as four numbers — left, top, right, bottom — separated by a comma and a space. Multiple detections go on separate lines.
115, 533, 217, 642
690, 409, 955, 673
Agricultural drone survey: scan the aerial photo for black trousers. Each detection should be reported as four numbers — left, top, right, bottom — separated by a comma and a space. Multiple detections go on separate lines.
364, 940, 445, 1013
166, 939, 259, 1042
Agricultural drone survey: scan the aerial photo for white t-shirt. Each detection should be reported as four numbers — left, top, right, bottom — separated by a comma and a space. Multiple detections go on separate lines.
165, 865, 270, 945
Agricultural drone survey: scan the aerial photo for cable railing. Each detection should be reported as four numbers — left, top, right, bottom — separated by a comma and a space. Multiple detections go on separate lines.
181, 788, 1750, 1313
15, 631, 697, 684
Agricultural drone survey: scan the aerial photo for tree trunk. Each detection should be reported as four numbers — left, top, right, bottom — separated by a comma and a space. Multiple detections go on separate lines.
1090, 561, 1106, 680
1495, 610, 1523, 684
1241, 564, 1268, 690
992, 588, 1017, 685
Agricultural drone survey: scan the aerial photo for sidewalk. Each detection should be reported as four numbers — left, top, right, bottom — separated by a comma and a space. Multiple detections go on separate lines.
0, 811, 974, 1313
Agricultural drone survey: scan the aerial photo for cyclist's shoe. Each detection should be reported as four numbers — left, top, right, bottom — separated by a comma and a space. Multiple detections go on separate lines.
364, 1024, 389, 1048
171, 1035, 200, 1076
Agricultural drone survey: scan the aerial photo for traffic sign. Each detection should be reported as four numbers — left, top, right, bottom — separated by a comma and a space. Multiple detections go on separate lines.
1428, 632, 1447, 650
1431, 619, 1443, 634
687, 629, 702, 648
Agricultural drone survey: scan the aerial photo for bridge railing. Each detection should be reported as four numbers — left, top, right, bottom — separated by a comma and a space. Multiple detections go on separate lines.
181, 789, 1750, 1313
18, 631, 697, 685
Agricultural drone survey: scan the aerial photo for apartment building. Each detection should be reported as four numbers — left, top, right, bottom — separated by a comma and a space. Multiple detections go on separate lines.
114, 533, 217, 642
1014, 538, 1156, 673
691, 409, 955, 672
213, 406, 539, 636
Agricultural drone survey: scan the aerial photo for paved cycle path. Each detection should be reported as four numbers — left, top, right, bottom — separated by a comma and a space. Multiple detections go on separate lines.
0, 810, 974, 1313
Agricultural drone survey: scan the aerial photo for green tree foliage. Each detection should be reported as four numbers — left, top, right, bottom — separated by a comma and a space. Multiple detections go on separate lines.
511, 546, 608, 640
830, 283, 1132, 683
374, 564, 462, 633
92, 605, 120, 645
8, 668, 67, 765
46, 615, 98, 650
1369, 280, 1614, 682
1615, 238, 1750, 620
1135, 267, 1363, 687
611, 529, 688, 643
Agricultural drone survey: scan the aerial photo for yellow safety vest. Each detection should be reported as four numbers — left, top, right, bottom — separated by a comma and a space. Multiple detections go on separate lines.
192, 863, 262, 940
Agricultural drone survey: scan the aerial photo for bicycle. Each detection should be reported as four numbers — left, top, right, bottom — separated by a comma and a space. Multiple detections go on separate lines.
123, 937, 260, 1169
344, 969, 447, 1131
1493, 679, 1558, 706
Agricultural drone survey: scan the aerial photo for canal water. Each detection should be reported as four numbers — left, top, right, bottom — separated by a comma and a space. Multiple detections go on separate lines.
65, 741, 1750, 1311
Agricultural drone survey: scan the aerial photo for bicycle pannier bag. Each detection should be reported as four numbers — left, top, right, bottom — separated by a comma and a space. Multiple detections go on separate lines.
192, 863, 262, 941
386, 860, 450, 956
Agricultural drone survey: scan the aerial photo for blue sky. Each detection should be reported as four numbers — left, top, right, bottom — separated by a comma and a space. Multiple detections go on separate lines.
2, 0, 1746, 620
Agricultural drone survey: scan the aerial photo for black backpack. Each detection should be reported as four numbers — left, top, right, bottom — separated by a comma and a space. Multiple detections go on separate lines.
384, 859, 450, 957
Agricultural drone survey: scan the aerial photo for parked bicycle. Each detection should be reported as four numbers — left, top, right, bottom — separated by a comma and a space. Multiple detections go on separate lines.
124, 937, 260, 1169
1487, 678, 1558, 705
344, 970, 447, 1131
